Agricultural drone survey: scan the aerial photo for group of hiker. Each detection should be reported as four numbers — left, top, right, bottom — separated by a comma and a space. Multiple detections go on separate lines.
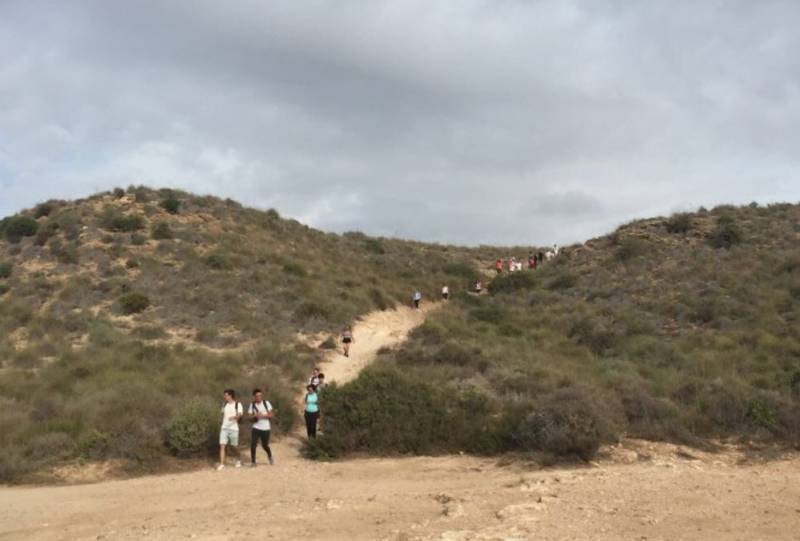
217, 388, 275, 470
495, 245, 560, 274
218, 248, 562, 470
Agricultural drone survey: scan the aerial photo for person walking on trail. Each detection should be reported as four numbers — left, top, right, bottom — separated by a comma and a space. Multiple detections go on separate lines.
248, 388, 274, 466
315, 373, 327, 392
412, 290, 422, 309
308, 367, 320, 388
528, 252, 537, 269
474, 280, 482, 294
217, 389, 243, 471
537, 251, 544, 264
495, 259, 503, 274
341, 327, 354, 357
304, 384, 319, 438
441, 284, 450, 301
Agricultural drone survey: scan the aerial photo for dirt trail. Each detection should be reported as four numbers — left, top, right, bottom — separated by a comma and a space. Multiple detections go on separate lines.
2, 304, 800, 540
319, 303, 438, 386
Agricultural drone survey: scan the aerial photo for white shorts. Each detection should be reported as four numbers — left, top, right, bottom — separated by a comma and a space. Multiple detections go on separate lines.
219, 428, 239, 446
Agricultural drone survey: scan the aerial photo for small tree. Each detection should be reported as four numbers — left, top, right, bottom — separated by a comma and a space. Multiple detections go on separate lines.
119, 292, 151, 314
3, 216, 39, 243
159, 197, 180, 215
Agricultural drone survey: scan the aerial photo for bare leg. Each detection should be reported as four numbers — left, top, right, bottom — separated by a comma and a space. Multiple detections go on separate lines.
219, 444, 226, 465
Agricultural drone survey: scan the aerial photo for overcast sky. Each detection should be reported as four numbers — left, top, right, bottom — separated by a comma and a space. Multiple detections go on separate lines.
2, 1, 799, 245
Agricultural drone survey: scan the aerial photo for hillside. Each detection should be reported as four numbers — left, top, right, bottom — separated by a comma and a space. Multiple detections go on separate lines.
307, 203, 800, 459
0, 187, 488, 482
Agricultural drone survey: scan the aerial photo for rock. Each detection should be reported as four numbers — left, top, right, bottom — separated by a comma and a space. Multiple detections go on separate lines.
325, 500, 342, 510
443, 503, 465, 519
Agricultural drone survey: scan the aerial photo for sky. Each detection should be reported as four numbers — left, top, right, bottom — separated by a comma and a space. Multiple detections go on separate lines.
1, 1, 799, 246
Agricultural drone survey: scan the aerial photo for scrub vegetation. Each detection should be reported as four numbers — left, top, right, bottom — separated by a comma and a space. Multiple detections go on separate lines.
308, 203, 800, 460
0, 187, 485, 481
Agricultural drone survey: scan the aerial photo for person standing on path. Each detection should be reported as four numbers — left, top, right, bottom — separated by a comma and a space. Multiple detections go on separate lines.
217, 389, 243, 471
304, 384, 319, 438
341, 327, 354, 357
248, 388, 274, 466
412, 290, 422, 309
495, 259, 503, 274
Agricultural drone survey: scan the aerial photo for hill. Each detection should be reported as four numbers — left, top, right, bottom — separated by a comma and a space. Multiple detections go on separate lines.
0, 187, 489, 481
306, 203, 800, 459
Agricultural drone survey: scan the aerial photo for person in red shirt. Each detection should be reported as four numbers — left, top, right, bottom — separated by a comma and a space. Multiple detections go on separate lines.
528, 252, 537, 269
495, 259, 503, 274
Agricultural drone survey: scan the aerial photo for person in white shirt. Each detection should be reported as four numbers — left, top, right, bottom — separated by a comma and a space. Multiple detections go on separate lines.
441, 285, 450, 300
217, 389, 243, 470
248, 388, 274, 466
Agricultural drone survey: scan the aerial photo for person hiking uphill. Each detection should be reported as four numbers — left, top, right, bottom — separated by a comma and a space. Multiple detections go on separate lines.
495, 259, 503, 274
217, 389, 243, 471
441, 284, 450, 301
341, 327, 354, 357
304, 384, 319, 438
412, 290, 422, 309
248, 388, 274, 466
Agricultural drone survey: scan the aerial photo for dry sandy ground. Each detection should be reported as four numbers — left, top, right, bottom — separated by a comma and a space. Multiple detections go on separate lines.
2, 305, 800, 540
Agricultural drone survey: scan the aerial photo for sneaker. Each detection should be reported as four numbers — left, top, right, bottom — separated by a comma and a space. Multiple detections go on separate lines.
235, 460, 242, 468
216, 464, 225, 471
268, 456, 274, 465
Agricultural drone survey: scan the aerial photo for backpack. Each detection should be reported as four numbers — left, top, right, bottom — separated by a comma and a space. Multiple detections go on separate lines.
223, 401, 243, 423
249, 400, 271, 423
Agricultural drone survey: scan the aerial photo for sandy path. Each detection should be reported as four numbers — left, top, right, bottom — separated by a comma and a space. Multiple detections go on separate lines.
2, 304, 800, 540
319, 303, 438, 386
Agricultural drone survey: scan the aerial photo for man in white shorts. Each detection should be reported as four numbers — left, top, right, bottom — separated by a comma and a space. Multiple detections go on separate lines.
217, 388, 243, 470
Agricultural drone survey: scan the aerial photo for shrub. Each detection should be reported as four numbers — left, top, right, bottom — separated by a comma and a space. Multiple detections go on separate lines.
318, 336, 337, 349
130, 233, 147, 245
548, 272, 578, 290
364, 238, 385, 255
568, 318, 616, 356
0, 284, 9, 296
488, 271, 539, 295
113, 187, 126, 199
615, 237, 650, 262
151, 222, 173, 240
34, 202, 54, 218
3, 216, 38, 243
205, 253, 232, 270
0, 261, 12, 279
709, 223, 742, 249
99, 207, 145, 232
665, 213, 692, 234
165, 400, 219, 456
159, 197, 180, 215
294, 301, 331, 322
282, 261, 306, 276
125, 259, 139, 269
514, 388, 618, 460
118, 292, 151, 315
368, 287, 391, 310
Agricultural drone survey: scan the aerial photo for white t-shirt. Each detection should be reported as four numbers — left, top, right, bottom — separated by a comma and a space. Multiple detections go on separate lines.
221, 401, 243, 431
249, 401, 273, 431
442, 286, 449, 295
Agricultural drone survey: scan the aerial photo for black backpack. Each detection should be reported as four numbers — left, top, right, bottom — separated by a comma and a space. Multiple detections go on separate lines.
249, 400, 270, 423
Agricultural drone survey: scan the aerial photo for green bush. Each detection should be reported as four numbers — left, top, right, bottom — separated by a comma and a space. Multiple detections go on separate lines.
0, 261, 12, 279
514, 388, 618, 460
364, 238, 386, 255
547, 272, 578, 290
368, 288, 391, 310
615, 237, 650, 262
119, 292, 151, 314
709, 222, 742, 249
0, 284, 9, 296
3, 216, 38, 243
99, 207, 145, 232
151, 222, 173, 240
34, 202, 54, 218
205, 253, 232, 270
488, 271, 539, 295
165, 400, 219, 456
282, 261, 306, 276
665, 213, 693, 234
318, 336, 337, 349
294, 301, 331, 322
159, 197, 180, 215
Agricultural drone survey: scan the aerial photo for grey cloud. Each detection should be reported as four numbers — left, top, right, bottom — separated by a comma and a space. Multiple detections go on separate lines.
1, 0, 799, 246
